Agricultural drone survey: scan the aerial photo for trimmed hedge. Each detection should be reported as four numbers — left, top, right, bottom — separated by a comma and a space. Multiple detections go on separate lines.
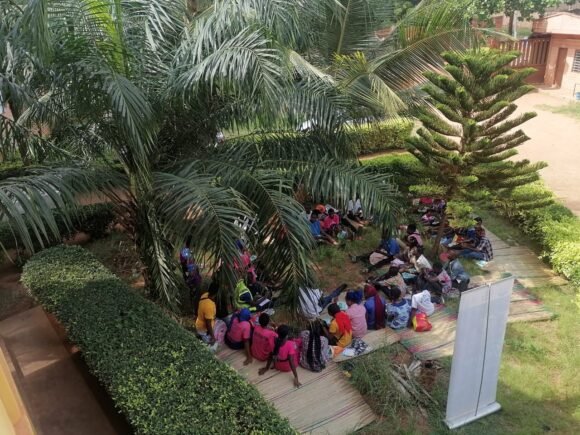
347, 119, 413, 156
0, 203, 114, 250
495, 183, 580, 287
22, 246, 294, 435
361, 152, 425, 189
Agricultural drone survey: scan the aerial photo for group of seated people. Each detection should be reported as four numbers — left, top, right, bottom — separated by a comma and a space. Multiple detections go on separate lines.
188, 196, 490, 388
305, 199, 367, 245
417, 198, 494, 263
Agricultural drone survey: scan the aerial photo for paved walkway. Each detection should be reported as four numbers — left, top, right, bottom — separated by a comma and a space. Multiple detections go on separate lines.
472, 230, 567, 288
513, 91, 580, 217
0, 307, 129, 435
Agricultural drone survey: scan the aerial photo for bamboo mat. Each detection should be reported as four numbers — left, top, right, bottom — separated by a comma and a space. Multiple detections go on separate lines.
334, 327, 400, 362
216, 347, 376, 434
398, 280, 555, 360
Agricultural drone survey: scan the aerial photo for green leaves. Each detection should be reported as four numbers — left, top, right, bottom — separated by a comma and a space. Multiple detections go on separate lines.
22, 245, 295, 434
406, 49, 547, 206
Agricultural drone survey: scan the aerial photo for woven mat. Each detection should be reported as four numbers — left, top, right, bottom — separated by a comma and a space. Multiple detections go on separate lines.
398, 280, 554, 360
216, 346, 376, 434
334, 327, 400, 362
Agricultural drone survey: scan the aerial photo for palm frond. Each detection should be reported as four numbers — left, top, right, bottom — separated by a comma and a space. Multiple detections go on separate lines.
0, 165, 114, 252
176, 159, 318, 308
278, 157, 400, 227
153, 170, 253, 301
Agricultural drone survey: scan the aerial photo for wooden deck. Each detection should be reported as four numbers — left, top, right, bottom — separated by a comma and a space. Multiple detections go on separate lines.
216, 340, 385, 434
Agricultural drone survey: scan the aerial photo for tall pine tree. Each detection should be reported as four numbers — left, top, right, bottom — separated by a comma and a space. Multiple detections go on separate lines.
407, 50, 550, 244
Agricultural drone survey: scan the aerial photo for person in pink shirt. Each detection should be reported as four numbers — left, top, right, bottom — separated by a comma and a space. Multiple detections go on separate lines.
321, 208, 340, 235
345, 290, 368, 338
251, 313, 278, 361
259, 325, 301, 388
225, 308, 253, 365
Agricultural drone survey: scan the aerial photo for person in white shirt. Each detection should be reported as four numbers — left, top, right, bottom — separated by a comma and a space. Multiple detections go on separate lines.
410, 289, 435, 319
298, 284, 348, 320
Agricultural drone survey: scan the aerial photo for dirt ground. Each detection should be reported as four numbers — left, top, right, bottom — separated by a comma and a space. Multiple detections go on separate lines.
514, 90, 580, 216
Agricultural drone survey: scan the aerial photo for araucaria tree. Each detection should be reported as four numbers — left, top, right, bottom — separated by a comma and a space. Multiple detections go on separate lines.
407, 50, 550, 232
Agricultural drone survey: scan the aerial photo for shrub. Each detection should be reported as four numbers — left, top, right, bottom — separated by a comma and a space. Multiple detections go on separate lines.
0, 203, 114, 250
347, 119, 413, 156
493, 182, 580, 287
22, 246, 294, 435
362, 153, 426, 189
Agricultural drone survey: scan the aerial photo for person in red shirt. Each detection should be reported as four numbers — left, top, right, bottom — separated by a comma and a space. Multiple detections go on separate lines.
321, 208, 340, 236
225, 308, 253, 365
259, 325, 301, 388
251, 313, 278, 361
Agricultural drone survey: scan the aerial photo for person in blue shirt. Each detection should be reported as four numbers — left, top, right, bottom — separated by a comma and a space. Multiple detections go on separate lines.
353, 230, 400, 271
445, 250, 471, 292
309, 211, 336, 245
385, 287, 411, 330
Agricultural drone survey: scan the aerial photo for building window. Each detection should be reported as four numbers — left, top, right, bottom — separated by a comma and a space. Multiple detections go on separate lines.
573, 51, 580, 73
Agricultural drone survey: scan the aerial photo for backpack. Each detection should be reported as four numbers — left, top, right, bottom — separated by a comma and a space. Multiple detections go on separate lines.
413, 312, 432, 332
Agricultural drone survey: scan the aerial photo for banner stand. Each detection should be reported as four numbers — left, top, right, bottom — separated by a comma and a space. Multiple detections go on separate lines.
444, 277, 514, 430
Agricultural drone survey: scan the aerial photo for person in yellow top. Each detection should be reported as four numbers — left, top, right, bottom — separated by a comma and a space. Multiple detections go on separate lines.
324, 303, 353, 348
195, 289, 217, 344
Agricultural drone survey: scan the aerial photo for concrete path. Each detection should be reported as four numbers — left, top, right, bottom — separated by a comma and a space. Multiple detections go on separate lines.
511, 90, 580, 217
0, 307, 127, 435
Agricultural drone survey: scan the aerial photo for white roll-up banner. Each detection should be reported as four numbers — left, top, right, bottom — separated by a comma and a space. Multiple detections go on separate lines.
445, 277, 514, 429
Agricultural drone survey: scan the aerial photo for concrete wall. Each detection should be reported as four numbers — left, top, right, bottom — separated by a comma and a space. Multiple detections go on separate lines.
544, 36, 580, 93
542, 14, 580, 35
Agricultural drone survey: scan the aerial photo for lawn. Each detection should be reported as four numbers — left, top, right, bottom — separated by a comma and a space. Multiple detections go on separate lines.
325, 212, 580, 434
536, 102, 580, 121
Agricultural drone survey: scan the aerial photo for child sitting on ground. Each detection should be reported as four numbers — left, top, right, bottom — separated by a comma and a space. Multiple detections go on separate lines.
385, 287, 411, 330
259, 325, 301, 388
410, 289, 436, 323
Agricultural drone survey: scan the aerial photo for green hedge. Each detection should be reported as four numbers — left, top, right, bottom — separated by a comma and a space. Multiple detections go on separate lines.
347, 119, 413, 156
22, 246, 294, 435
0, 203, 114, 250
496, 183, 580, 286
361, 152, 425, 189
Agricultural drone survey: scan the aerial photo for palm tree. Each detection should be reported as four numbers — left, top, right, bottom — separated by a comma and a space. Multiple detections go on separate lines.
0, 0, 479, 309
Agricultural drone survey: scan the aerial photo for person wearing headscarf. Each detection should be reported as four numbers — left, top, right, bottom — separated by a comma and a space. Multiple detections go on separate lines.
323, 303, 352, 348
259, 325, 301, 388
345, 290, 367, 338
225, 308, 253, 365
299, 321, 331, 372
363, 284, 386, 330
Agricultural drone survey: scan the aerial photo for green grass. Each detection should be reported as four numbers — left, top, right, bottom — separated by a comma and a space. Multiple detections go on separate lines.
426, 283, 580, 435
536, 102, 580, 121
325, 212, 580, 434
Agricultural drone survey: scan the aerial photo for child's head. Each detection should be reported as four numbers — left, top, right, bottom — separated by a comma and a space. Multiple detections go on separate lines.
386, 266, 400, 278
386, 286, 402, 302
407, 223, 417, 234
259, 312, 270, 328
432, 261, 443, 274
310, 211, 320, 222
345, 290, 362, 306
328, 303, 341, 317
276, 324, 290, 340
